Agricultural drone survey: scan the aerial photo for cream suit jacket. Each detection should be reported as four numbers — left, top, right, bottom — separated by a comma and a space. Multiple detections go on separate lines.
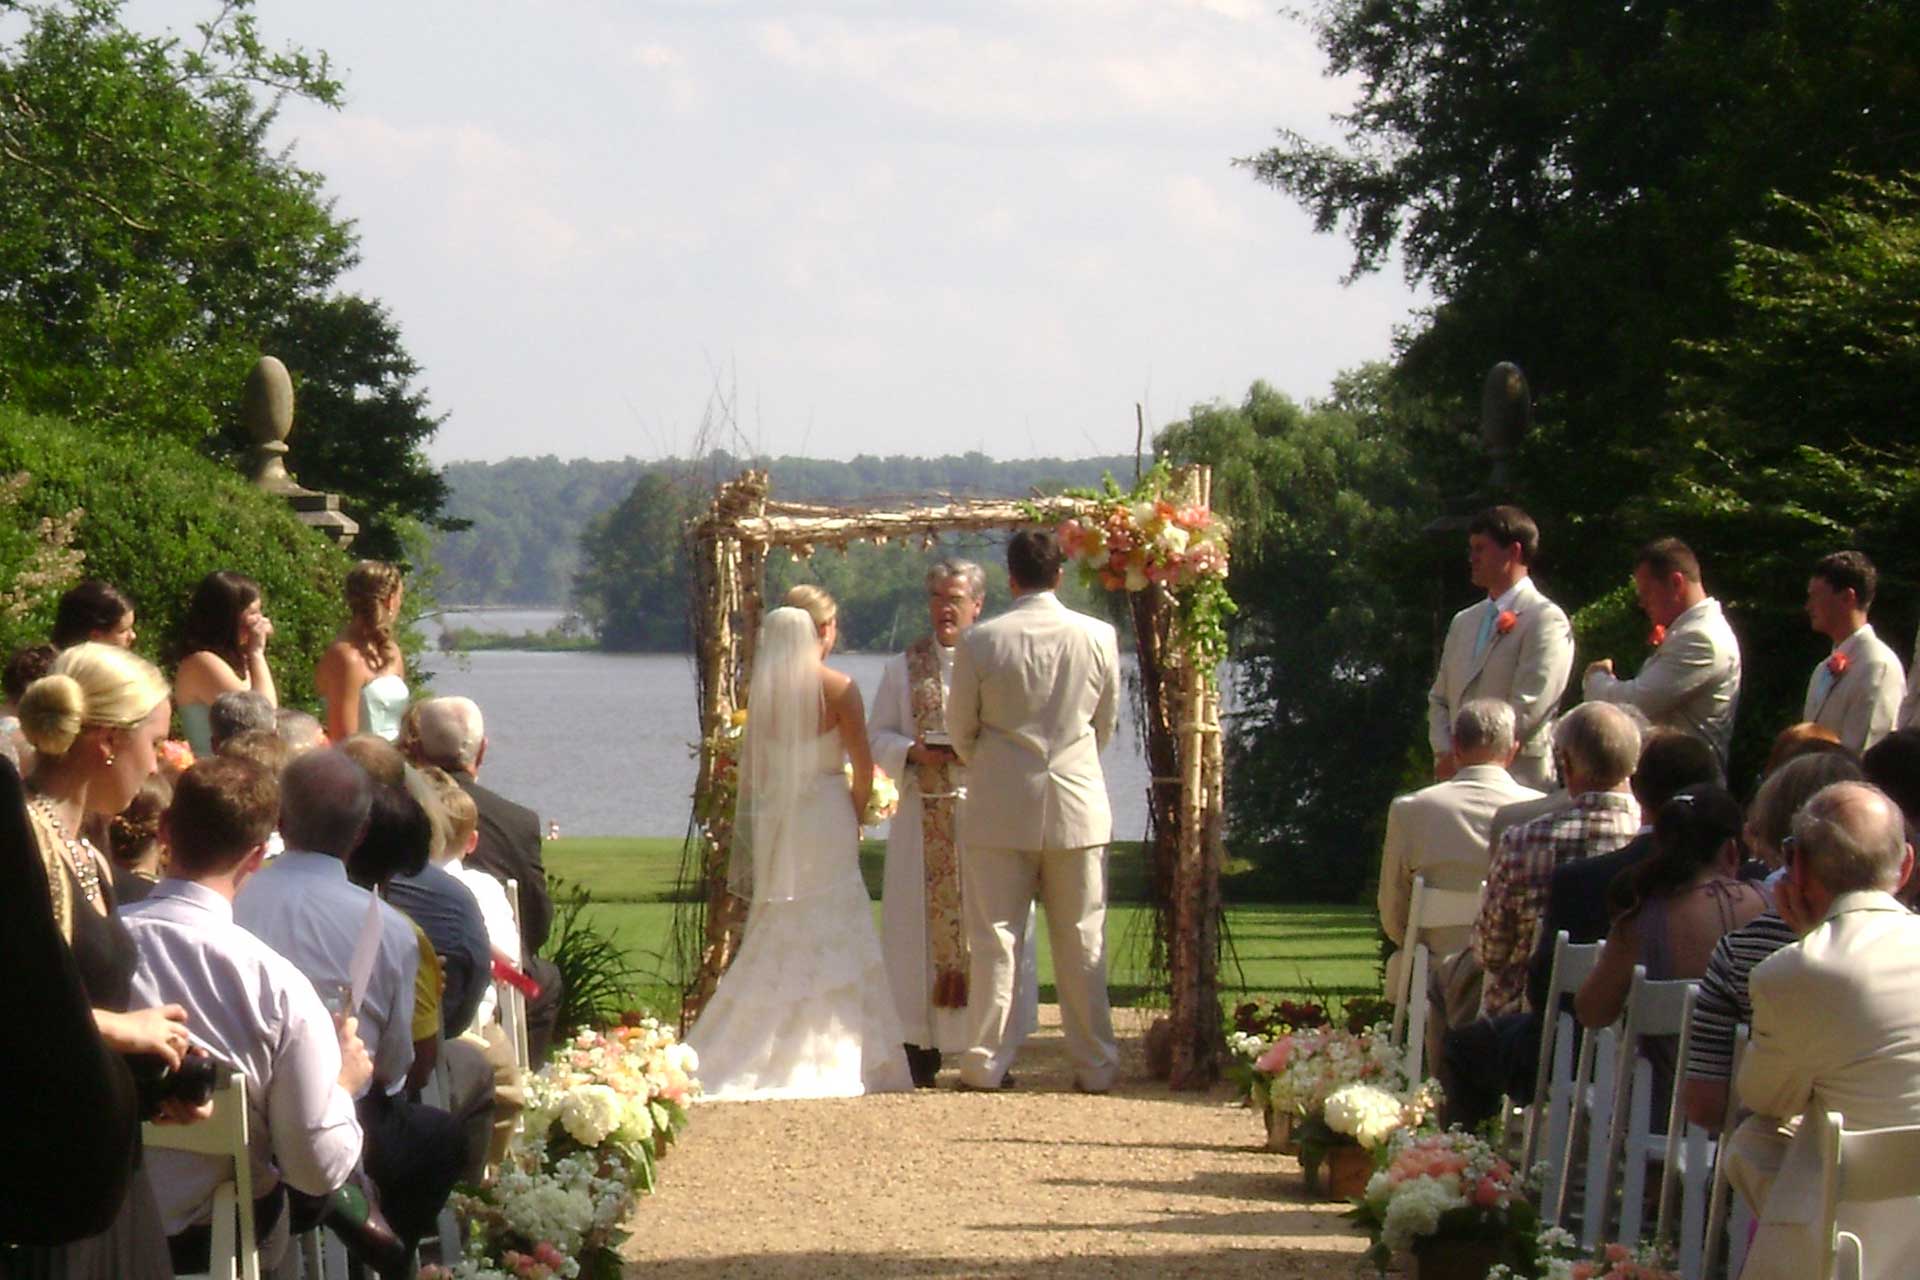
1732, 892, 1920, 1280
1584, 596, 1742, 767
1426, 578, 1573, 786
1804, 623, 1905, 753
1377, 764, 1542, 994
950, 591, 1119, 852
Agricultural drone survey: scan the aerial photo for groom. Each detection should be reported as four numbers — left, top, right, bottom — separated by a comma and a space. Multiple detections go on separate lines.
870, 559, 1040, 1087
950, 529, 1122, 1093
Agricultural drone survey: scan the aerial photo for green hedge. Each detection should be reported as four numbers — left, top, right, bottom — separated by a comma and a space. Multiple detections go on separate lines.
0, 407, 349, 713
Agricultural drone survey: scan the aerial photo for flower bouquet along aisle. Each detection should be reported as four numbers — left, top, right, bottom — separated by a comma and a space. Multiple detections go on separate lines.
1347, 1129, 1536, 1280
1253, 1024, 1436, 1198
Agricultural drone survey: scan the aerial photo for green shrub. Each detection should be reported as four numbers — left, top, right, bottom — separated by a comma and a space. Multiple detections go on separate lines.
0, 406, 349, 711
545, 878, 649, 1045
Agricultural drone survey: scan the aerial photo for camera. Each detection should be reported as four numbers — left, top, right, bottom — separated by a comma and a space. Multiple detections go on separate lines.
129, 1048, 226, 1113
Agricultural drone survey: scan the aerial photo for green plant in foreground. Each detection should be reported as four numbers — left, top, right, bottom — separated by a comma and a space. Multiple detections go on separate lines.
545, 877, 652, 1046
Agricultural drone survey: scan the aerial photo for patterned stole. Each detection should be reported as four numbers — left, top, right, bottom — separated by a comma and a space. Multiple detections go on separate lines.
906, 635, 969, 1008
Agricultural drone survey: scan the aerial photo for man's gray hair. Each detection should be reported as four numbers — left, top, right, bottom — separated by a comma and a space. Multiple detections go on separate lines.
274, 707, 326, 756
280, 748, 373, 859
1791, 780, 1909, 894
926, 558, 986, 601
1553, 701, 1642, 789
414, 696, 486, 771
1452, 698, 1516, 758
209, 689, 275, 751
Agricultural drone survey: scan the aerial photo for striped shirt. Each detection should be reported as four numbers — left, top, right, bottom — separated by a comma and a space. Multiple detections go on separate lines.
1684, 911, 1799, 1082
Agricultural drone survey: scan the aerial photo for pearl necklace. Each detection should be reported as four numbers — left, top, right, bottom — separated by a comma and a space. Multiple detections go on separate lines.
28, 792, 102, 908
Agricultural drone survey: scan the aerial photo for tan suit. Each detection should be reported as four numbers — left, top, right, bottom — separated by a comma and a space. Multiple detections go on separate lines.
1378, 764, 1543, 994
1584, 595, 1742, 767
950, 591, 1120, 1090
1427, 578, 1574, 790
1805, 623, 1905, 753
1730, 892, 1920, 1280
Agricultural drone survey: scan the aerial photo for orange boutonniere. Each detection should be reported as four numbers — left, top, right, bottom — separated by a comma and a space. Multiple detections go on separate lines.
1828, 651, 1851, 677
1648, 624, 1667, 647
1495, 610, 1518, 635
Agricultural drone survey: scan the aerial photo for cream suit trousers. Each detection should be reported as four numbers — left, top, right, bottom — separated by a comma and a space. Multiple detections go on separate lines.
959, 843, 1119, 1091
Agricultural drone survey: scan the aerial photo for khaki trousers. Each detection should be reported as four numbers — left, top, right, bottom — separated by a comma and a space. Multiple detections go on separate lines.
959, 843, 1119, 1091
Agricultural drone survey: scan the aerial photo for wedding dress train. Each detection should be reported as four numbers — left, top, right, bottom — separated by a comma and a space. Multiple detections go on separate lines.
687, 729, 913, 1101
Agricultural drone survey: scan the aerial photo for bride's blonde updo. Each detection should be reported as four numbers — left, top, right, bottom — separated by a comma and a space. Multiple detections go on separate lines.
18, 642, 170, 758
782, 584, 837, 635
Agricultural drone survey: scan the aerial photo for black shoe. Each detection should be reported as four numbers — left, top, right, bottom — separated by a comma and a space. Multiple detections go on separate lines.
322, 1173, 415, 1280
905, 1044, 942, 1089
954, 1073, 1017, 1092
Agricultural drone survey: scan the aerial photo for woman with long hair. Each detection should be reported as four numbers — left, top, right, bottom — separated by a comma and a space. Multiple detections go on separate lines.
12, 643, 205, 1276
686, 598, 913, 1100
316, 561, 409, 742
173, 571, 276, 756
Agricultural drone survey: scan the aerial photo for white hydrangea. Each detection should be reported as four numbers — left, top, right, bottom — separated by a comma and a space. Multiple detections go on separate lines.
496, 1168, 596, 1253
1377, 1174, 1466, 1252
557, 1083, 623, 1147
1323, 1083, 1406, 1149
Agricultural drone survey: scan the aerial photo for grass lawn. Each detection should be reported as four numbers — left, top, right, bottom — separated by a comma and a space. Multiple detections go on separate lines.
543, 837, 1384, 1016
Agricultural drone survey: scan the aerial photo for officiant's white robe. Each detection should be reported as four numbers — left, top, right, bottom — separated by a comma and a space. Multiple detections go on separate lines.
871, 646, 1039, 1061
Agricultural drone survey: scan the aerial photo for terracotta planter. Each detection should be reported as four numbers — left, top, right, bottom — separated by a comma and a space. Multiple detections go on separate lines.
1264, 1105, 1298, 1155
1322, 1142, 1373, 1200
1410, 1237, 1512, 1280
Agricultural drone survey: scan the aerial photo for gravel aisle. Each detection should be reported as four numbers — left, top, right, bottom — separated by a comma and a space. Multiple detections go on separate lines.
623, 1007, 1376, 1278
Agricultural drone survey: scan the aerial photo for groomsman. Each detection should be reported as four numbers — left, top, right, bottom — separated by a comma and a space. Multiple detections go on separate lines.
950, 530, 1122, 1093
1428, 506, 1574, 790
1584, 537, 1743, 768
1802, 551, 1904, 753
869, 559, 1039, 1087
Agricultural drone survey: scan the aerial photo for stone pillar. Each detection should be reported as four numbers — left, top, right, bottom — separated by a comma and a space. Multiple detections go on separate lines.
243, 356, 359, 548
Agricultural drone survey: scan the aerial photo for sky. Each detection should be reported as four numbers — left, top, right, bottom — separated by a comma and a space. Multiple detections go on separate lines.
136, 0, 1427, 464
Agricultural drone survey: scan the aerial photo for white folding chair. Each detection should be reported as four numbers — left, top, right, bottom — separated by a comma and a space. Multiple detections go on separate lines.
1657, 988, 1717, 1277
1587, 969, 1697, 1250
144, 1071, 260, 1280
1519, 933, 1605, 1193
1550, 1016, 1619, 1232
500, 877, 532, 1073
1388, 873, 1484, 1083
1701, 1024, 1751, 1280
286, 1228, 349, 1280
1810, 1106, 1920, 1280
418, 1053, 464, 1267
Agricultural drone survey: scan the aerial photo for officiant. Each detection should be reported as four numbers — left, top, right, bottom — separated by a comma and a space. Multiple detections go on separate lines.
870, 559, 1039, 1088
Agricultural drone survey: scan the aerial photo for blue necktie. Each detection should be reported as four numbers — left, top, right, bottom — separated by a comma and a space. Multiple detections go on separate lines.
1472, 602, 1499, 660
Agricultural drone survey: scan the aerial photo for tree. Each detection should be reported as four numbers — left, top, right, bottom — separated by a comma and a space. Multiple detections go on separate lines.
572, 471, 699, 651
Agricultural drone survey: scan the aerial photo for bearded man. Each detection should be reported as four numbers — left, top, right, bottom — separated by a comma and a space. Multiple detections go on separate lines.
870, 559, 1039, 1087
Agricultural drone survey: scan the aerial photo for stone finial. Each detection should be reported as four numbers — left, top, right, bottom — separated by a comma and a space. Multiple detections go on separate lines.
1479, 362, 1531, 491
244, 356, 296, 491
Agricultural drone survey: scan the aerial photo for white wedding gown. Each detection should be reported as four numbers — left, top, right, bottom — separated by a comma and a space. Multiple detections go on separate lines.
688, 729, 914, 1100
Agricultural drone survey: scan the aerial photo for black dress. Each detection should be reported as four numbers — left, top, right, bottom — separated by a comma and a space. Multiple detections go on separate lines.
0, 774, 171, 1280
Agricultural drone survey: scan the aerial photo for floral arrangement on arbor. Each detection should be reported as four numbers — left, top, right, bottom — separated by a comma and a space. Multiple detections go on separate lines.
1348, 1129, 1537, 1274
692, 708, 748, 839
423, 1019, 700, 1280
1050, 464, 1235, 664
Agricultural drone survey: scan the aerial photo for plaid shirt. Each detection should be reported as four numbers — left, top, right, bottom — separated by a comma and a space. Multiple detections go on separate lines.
1471, 790, 1641, 1018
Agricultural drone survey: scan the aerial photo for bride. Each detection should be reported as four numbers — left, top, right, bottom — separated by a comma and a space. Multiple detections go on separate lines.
687, 593, 913, 1100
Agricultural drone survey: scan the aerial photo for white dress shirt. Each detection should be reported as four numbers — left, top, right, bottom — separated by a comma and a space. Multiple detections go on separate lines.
444, 854, 520, 1026
121, 879, 363, 1235
233, 850, 420, 1092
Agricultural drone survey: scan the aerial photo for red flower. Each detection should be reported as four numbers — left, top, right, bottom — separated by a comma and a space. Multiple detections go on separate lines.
1649, 624, 1667, 647
1495, 610, 1518, 635
1828, 650, 1851, 677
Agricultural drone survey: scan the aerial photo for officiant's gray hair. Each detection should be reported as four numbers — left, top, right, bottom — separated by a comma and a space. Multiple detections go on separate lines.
927, 558, 986, 600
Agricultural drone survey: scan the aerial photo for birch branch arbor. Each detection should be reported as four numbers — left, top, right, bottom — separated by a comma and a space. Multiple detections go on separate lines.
676, 466, 1230, 1088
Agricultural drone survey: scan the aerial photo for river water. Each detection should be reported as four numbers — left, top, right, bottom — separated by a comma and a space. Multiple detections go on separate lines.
419, 611, 1153, 838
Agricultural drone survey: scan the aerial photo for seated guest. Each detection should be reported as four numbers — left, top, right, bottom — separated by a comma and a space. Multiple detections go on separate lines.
1470, 701, 1643, 1020
373, 774, 491, 1044
107, 774, 171, 904
408, 696, 562, 1060
1762, 721, 1846, 779
275, 707, 327, 757
1802, 551, 1905, 753
0, 643, 56, 770
1574, 787, 1762, 1116
1863, 727, 1920, 907
121, 758, 368, 1272
1436, 728, 1714, 1127
420, 766, 520, 1021
52, 579, 138, 650
208, 689, 275, 754
173, 571, 277, 757
1728, 781, 1920, 1280
234, 749, 461, 1261
1682, 750, 1867, 1130
220, 728, 293, 778
1381, 699, 1543, 1000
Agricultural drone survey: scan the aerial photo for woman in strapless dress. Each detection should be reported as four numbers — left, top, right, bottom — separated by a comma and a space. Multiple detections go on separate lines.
315, 560, 410, 742
172, 570, 276, 756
